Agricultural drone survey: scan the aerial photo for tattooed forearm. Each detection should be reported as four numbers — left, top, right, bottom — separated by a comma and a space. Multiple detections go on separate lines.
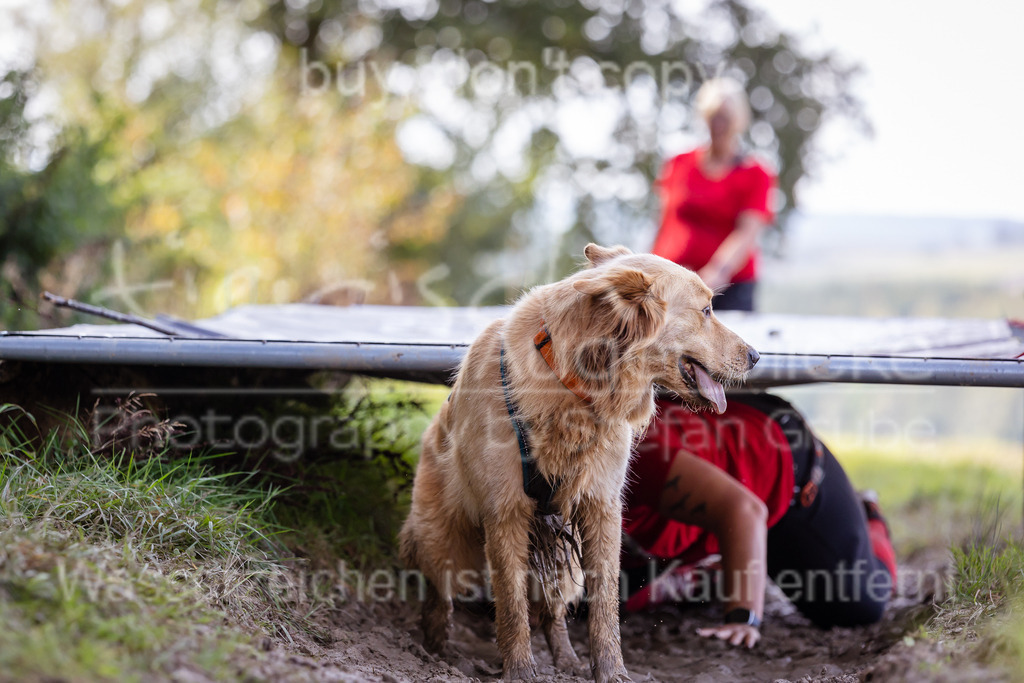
663, 475, 681, 491
666, 492, 691, 515
666, 494, 708, 519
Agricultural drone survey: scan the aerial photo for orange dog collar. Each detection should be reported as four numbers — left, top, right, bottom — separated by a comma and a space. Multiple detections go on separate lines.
533, 323, 592, 404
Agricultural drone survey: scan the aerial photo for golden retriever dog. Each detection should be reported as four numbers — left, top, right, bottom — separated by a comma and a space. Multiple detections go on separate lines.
399, 244, 758, 682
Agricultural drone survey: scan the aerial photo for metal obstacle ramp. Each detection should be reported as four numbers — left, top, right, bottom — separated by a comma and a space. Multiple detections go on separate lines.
1, 304, 1022, 388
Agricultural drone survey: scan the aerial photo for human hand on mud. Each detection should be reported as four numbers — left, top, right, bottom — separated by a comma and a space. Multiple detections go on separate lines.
696, 623, 760, 649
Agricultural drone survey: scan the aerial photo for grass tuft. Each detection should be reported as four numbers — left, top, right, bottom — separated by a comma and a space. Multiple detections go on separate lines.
2, 449, 277, 560
950, 511, 1024, 609
0, 407, 291, 681
920, 496, 1024, 678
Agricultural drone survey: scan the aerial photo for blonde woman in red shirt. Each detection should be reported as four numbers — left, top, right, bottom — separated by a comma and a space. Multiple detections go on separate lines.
653, 78, 776, 311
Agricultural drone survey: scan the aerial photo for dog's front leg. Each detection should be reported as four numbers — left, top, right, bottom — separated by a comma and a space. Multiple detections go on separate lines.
539, 600, 587, 676
485, 512, 536, 680
580, 497, 632, 683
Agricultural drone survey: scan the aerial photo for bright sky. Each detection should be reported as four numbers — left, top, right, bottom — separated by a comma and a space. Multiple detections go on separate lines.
756, 0, 1024, 222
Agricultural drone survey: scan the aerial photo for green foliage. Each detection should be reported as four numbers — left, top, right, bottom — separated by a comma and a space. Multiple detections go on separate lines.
2, 0, 867, 319
265, 378, 437, 569
0, 70, 123, 329
252, 0, 867, 302
3, 1, 456, 327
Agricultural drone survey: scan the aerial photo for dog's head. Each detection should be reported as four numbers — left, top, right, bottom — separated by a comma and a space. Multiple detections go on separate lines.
570, 243, 758, 414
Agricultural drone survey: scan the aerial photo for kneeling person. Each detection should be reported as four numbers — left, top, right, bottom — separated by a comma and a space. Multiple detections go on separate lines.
622, 393, 896, 648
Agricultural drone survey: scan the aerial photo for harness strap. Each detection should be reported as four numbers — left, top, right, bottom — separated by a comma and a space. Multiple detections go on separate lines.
533, 324, 592, 404
500, 342, 558, 514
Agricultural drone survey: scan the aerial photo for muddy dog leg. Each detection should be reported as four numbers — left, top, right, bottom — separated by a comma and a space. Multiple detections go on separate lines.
402, 512, 487, 655
421, 576, 453, 653
399, 525, 453, 653
536, 546, 586, 676
485, 509, 536, 680
579, 497, 631, 683
539, 599, 586, 676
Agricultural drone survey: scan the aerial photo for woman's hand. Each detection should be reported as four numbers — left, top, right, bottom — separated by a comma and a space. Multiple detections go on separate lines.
697, 264, 730, 291
656, 450, 768, 651
698, 210, 768, 292
696, 623, 761, 649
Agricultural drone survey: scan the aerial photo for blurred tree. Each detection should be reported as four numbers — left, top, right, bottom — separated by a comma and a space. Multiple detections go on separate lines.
4, 0, 455, 325
4, 0, 866, 322
249, 0, 867, 304
112, 87, 458, 317
0, 69, 123, 329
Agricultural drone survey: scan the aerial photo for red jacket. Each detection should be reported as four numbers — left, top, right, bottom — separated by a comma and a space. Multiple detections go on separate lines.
652, 149, 775, 283
623, 399, 794, 563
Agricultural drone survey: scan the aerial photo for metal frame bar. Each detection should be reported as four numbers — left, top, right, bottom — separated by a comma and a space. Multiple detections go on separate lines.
1, 334, 1023, 388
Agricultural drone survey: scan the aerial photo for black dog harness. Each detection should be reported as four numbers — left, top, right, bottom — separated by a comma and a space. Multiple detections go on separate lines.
500, 343, 559, 514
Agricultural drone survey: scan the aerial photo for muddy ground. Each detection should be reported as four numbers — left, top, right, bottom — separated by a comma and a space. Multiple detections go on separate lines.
221, 550, 1001, 683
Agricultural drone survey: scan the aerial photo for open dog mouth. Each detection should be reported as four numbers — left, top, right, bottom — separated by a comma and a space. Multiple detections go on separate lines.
678, 356, 727, 414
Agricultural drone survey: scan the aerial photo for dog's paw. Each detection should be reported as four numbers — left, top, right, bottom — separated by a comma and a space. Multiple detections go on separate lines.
592, 666, 632, 683
422, 633, 448, 656
502, 658, 538, 681
553, 653, 588, 678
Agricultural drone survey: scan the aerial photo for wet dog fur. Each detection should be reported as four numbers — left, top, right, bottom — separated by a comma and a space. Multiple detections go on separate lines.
399, 244, 758, 682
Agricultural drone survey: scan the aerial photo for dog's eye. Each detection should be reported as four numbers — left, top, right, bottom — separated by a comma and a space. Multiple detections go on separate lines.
702, 305, 712, 318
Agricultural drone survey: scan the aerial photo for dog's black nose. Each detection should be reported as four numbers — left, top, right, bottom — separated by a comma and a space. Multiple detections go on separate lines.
747, 347, 760, 368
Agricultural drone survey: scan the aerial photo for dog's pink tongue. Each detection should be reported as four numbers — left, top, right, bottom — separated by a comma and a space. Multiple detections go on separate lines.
693, 364, 727, 414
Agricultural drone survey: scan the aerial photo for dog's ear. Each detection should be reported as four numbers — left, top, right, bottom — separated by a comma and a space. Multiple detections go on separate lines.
574, 266, 666, 345
583, 243, 633, 268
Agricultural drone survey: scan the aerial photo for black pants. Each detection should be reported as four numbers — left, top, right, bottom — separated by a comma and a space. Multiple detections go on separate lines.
712, 280, 756, 312
739, 393, 892, 627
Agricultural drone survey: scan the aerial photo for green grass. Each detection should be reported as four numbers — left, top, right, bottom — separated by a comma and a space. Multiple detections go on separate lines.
830, 435, 1022, 556
831, 432, 1024, 678
950, 540, 1024, 607
920, 529, 1024, 678
0, 404, 289, 681
263, 377, 440, 569
1, 451, 277, 559
0, 524, 251, 680
0, 381, 441, 679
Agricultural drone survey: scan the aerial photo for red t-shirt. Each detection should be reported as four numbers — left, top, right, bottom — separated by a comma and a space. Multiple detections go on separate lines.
652, 149, 775, 283
622, 399, 794, 563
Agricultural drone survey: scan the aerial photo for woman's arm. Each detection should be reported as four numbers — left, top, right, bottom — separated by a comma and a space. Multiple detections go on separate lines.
657, 448, 768, 648
697, 210, 769, 291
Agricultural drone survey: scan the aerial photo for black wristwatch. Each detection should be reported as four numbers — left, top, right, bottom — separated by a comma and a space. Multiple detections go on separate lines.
724, 608, 762, 629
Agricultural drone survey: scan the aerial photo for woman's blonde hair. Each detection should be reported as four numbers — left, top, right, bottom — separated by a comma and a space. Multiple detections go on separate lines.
694, 77, 752, 134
